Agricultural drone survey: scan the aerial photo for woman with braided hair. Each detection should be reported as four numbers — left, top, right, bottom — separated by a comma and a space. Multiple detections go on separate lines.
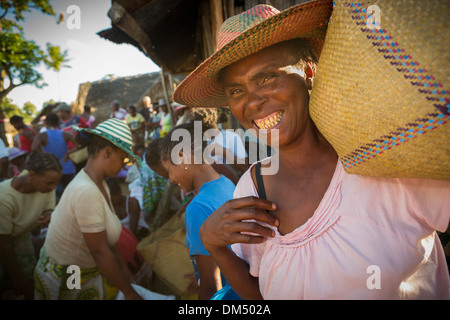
0, 152, 62, 299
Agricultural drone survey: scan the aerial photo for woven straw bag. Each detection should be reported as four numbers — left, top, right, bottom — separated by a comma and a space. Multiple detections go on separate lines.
137, 213, 196, 298
309, 0, 449, 180
68, 147, 88, 164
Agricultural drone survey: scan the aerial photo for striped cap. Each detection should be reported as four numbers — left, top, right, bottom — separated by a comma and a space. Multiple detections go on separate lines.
75, 118, 140, 166
173, 0, 333, 107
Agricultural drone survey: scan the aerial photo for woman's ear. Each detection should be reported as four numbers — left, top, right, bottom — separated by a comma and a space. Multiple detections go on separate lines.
103, 146, 114, 159
28, 170, 36, 181
179, 150, 192, 166
305, 62, 314, 90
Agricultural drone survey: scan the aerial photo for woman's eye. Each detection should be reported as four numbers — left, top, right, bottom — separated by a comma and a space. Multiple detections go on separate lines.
228, 88, 242, 96
262, 74, 276, 84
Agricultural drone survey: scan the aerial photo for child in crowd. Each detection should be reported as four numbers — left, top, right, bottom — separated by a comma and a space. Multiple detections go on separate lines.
127, 142, 166, 224
125, 105, 146, 146
159, 121, 236, 300
106, 177, 150, 240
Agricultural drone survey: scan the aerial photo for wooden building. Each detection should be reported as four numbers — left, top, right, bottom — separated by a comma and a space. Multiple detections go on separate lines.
98, 0, 309, 76
98, 0, 308, 129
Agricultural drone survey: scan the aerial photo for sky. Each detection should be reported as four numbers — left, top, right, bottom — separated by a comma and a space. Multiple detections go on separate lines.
7, 0, 160, 110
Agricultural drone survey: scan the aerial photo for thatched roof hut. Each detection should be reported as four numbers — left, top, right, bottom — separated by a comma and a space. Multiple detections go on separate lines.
73, 72, 184, 125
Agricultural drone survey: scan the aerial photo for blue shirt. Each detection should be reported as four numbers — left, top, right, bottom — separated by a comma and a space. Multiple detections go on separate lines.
43, 129, 76, 175
185, 175, 235, 256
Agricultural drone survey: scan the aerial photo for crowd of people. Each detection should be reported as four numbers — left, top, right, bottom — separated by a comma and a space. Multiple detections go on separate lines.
0, 91, 252, 299
0, 0, 449, 301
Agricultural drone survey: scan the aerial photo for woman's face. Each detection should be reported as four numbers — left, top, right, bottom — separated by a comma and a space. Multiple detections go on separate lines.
149, 162, 169, 179
220, 44, 313, 148
106, 148, 128, 178
29, 170, 62, 193
161, 158, 194, 193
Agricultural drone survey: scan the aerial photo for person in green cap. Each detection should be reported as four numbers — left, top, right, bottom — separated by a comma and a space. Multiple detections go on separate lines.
34, 118, 142, 300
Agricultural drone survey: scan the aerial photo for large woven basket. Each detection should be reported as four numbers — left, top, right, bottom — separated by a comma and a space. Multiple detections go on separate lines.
137, 213, 196, 298
309, 0, 449, 180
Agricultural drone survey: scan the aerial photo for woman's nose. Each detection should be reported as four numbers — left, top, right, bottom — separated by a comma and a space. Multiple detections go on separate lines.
246, 88, 266, 112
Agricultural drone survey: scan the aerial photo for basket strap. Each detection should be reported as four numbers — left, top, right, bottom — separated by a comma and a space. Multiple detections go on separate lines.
255, 162, 267, 200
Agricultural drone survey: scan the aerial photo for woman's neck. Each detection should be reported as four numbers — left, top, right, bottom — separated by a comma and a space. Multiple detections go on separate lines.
11, 174, 35, 193
83, 158, 106, 187
277, 125, 337, 176
192, 164, 221, 194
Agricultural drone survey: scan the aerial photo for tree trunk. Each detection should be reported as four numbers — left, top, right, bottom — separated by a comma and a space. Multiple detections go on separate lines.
0, 68, 8, 145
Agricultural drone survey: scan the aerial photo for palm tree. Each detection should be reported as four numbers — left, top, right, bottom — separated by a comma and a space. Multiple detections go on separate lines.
45, 44, 71, 101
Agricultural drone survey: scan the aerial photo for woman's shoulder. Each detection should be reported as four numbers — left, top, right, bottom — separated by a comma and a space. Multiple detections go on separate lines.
65, 170, 99, 195
234, 160, 262, 199
0, 179, 16, 204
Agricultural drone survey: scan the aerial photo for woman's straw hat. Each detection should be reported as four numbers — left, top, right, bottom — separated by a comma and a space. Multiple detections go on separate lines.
309, 0, 449, 180
173, 0, 333, 107
75, 118, 141, 166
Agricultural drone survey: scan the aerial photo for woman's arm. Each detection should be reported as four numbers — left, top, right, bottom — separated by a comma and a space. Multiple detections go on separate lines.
200, 196, 279, 300
195, 254, 222, 300
111, 243, 135, 283
31, 132, 46, 154
205, 246, 262, 299
83, 231, 141, 300
127, 197, 141, 235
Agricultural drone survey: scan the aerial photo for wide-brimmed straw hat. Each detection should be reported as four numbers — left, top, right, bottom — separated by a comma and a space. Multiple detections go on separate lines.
75, 118, 141, 166
309, 0, 449, 180
173, 0, 333, 107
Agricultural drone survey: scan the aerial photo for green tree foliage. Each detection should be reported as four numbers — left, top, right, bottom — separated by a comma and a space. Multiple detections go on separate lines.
0, 0, 69, 99
1, 97, 36, 123
0, 0, 69, 143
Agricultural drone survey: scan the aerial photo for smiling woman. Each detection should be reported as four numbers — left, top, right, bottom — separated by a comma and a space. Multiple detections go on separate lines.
159, 121, 237, 300
174, 1, 450, 300
219, 40, 319, 150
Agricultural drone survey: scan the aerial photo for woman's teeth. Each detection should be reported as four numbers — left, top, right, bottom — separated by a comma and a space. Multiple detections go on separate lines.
254, 111, 284, 130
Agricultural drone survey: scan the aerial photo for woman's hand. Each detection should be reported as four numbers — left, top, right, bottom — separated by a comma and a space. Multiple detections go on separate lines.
200, 196, 279, 253
36, 210, 52, 228
123, 289, 143, 300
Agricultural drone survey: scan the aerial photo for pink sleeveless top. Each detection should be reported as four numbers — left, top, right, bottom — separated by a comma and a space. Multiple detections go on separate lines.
231, 160, 450, 299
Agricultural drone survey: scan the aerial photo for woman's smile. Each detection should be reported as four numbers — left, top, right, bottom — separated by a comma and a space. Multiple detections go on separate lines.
253, 110, 284, 130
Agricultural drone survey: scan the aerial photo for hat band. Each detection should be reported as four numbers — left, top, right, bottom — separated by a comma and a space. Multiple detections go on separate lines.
97, 131, 132, 152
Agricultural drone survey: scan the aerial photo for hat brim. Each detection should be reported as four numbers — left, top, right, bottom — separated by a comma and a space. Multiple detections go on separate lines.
8, 149, 28, 160
75, 127, 142, 167
173, 0, 333, 108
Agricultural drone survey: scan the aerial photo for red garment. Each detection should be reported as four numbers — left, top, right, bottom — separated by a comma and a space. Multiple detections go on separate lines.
19, 126, 36, 152
117, 226, 145, 275
59, 116, 87, 150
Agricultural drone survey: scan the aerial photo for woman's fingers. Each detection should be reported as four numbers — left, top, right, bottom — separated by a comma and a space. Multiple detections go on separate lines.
226, 197, 278, 225
226, 206, 279, 229
231, 220, 276, 238
200, 196, 279, 251
231, 196, 277, 211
